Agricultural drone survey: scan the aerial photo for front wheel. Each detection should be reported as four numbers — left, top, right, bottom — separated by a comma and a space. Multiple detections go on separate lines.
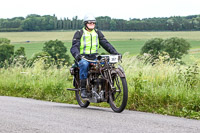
109, 74, 128, 113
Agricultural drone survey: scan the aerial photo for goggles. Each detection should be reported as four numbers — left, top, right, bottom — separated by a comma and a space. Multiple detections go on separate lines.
87, 21, 96, 24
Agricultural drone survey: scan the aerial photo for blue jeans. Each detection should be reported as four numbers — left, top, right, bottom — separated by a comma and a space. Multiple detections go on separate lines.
78, 59, 90, 80
78, 58, 105, 79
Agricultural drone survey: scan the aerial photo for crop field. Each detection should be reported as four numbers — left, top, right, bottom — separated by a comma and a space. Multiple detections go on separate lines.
1, 31, 200, 43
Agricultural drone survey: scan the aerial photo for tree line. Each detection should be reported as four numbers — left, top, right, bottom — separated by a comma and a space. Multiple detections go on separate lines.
0, 14, 200, 31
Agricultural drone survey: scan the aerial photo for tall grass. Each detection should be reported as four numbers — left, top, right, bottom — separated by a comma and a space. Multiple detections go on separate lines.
0, 54, 200, 119
122, 53, 200, 119
0, 60, 76, 104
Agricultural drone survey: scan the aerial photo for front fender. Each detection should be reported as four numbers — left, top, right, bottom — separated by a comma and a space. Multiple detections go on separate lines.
111, 68, 126, 78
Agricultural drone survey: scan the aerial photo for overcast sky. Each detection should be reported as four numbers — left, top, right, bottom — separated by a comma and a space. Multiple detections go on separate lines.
0, 0, 200, 20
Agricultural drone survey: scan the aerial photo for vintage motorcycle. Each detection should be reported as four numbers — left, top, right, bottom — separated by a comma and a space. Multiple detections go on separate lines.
68, 55, 128, 113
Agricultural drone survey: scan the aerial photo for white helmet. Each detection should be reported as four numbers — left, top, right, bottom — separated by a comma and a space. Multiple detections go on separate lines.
83, 14, 96, 23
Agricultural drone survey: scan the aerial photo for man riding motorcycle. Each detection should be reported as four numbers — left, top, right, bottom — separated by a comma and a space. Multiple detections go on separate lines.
70, 14, 120, 98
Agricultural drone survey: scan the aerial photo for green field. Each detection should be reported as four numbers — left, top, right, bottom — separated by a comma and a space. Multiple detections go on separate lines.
1, 31, 200, 64
1, 31, 199, 63
12, 40, 146, 59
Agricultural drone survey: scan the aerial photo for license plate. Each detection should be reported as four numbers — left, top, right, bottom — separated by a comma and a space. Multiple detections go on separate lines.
109, 55, 118, 63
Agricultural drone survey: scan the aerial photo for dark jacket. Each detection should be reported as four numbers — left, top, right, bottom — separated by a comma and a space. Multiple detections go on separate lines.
70, 28, 119, 58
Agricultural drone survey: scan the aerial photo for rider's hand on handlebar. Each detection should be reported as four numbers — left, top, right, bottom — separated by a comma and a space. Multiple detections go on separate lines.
116, 53, 122, 60
75, 54, 82, 62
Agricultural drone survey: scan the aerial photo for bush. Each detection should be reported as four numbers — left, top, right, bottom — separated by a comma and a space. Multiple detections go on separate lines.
14, 47, 26, 57
12, 47, 27, 67
27, 52, 54, 68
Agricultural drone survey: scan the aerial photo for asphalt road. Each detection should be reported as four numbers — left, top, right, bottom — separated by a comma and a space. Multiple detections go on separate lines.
0, 96, 199, 133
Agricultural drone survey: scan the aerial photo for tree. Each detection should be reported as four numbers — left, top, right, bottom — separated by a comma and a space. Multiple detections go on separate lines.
140, 38, 164, 56
42, 40, 70, 65
1, 14, 200, 31
0, 38, 11, 44
0, 38, 14, 67
110, 19, 117, 31
140, 37, 191, 62
22, 14, 56, 31
161, 37, 191, 59
0, 44, 14, 67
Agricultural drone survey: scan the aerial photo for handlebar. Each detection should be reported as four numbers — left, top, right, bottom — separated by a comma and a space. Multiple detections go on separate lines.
82, 57, 98, 62
81, 55, 122, 63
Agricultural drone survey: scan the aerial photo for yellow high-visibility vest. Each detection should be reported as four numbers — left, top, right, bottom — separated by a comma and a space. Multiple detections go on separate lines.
80, 28, 99, 54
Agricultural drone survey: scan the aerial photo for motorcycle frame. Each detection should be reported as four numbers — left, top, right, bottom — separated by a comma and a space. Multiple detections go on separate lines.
73, 56, 124, 103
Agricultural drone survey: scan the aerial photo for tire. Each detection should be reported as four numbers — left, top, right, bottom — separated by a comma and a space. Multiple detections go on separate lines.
74, 73, 90, 108
109, 74, 128, 113
75, 89, 90, 108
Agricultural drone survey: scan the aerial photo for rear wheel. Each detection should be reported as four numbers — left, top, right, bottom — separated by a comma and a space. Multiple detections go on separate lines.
109, 73, 128, 113
74, 74, 90, 108
75, 90, 90, 108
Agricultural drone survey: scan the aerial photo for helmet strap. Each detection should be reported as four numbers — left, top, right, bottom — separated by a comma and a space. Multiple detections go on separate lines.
85, 22, 93, 31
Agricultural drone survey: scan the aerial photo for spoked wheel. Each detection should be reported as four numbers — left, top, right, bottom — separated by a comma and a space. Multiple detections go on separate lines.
109, 72, 128, 113
75, 89, 90, 108
74, 77, 90, 108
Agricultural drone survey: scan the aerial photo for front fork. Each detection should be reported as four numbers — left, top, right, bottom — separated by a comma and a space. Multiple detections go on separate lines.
108, 68, 122, 99
108, 69, 115, 89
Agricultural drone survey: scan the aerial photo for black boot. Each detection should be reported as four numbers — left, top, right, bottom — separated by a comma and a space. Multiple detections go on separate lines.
80, 79, 87, 98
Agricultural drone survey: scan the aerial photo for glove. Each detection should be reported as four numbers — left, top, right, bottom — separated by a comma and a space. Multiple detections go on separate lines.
119, 53, 122, 58
75, 54, 82, 62
116, 53, 122, 60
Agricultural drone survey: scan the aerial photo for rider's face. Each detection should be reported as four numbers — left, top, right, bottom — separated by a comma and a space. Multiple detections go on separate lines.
86, 21, 96, 30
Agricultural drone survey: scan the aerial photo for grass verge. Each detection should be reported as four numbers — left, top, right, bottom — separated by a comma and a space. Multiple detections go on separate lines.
0, 54, 199, 119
